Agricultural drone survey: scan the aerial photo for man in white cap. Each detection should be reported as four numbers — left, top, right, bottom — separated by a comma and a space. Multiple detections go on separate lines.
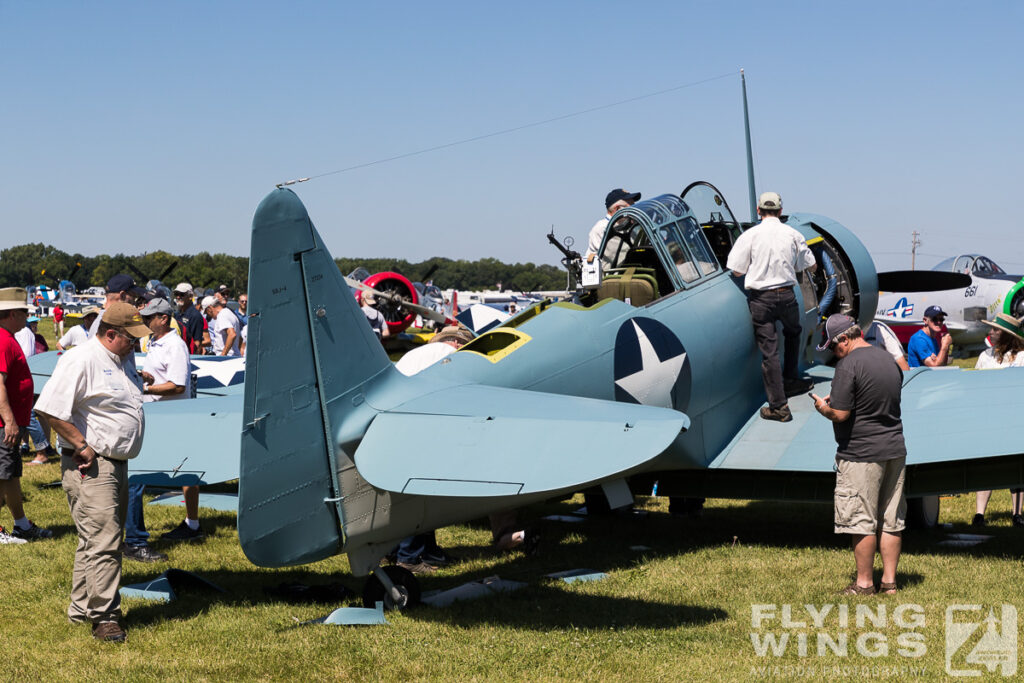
810, 314, 907, 595
35, 302, 151, 642
0, 288, 54, 544
172, 283, 206, 354
727, 191, 817, 422
202, 295, 241, 356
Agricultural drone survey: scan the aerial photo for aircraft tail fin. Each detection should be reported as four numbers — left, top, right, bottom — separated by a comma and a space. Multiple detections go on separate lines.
239, 188, 390, 567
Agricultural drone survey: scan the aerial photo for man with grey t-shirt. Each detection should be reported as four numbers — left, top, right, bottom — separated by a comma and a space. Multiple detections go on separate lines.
810, 314, 907, 596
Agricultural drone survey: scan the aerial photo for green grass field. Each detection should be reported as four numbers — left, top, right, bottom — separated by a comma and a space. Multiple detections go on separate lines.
3, 469, 1023, 681
9, 317, 1018, 680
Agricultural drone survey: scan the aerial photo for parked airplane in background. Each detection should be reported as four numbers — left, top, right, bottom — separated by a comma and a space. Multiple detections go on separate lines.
235, 185, 1023, 609
876, 254, 1024, 348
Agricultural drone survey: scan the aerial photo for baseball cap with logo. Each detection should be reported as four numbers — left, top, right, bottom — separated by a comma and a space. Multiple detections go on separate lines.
816, 313, 858, 351
139, 298, 173, 317
923, 305, 947, 320
605, 188, 642, 210
106, 274, 146, 297
102, 302, 152, 338
758, 192, 783, 211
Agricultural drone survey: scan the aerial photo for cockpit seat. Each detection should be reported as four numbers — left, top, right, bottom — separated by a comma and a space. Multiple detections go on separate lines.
598, 267, 658, 307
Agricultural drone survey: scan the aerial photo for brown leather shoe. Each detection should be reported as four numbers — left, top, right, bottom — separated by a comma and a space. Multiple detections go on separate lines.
759, 405, 793, 422
395, 561, 437, 575
92, 621, 127, 643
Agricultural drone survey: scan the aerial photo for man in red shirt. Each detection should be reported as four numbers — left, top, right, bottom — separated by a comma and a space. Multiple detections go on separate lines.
0, 288, 53, 543
54, 303, 65, 337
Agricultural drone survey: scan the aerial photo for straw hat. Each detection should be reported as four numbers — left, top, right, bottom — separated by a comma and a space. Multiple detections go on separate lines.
0, 287, 28, 312
982, 313, 1024, 342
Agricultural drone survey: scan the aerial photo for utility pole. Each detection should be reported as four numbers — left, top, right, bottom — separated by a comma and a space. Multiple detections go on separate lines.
911, 231, 921, 270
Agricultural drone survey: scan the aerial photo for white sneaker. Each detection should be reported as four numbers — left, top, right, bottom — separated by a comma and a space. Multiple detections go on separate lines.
0, 526, 28, 545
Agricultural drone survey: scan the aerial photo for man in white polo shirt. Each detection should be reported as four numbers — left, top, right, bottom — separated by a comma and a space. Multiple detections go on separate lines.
202, 295, 241, 356
35, 302, 150, 643
727, 191, 817, 422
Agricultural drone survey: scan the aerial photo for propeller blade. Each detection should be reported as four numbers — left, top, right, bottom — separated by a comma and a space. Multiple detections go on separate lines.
68, 262, 82, 280
344, 277, 469, 331
157, 261, 179, 283
419, 263, 439, 283
125, 262, 148, 283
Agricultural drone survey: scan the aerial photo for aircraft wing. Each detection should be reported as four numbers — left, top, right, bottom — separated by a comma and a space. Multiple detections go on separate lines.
706, 365, 1024, 496
355, 384, 689, 497
129, 395, 242, 486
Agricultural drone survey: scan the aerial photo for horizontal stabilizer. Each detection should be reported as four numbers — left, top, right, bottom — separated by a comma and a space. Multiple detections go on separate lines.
130, 395, 242, 486
355, 384, 687, 497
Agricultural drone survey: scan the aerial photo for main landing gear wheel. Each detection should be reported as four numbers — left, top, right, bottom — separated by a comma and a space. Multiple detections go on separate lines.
906, 495, 940, 529
362, 565, 421, 611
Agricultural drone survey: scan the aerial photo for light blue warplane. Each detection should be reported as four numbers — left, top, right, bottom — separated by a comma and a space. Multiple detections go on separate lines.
234, 182, 1023, 606
28, 182, 1024, 609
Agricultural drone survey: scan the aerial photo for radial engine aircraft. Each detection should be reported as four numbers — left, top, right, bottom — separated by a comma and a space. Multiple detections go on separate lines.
876, 254, 1024, 348
236, 183, 1023, 607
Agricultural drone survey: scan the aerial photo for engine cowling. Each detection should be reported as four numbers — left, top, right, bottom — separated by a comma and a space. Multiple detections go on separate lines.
360, 271, 419, 334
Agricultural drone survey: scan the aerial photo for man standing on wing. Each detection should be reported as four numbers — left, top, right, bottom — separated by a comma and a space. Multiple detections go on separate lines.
35, 303, 151, 642
811, 314, 907, 595
727, 191, 817, 422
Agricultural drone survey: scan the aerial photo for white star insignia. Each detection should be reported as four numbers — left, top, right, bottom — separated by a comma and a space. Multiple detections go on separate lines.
190, 357, 246, 386
614, 320, 685, 408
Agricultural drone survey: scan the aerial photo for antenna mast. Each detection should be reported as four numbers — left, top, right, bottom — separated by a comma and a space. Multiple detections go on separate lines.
741, 69, 756, 223
911, 231, 921, 270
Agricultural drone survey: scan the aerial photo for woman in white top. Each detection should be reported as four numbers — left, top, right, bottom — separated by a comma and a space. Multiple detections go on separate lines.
973, 313, 1024, 527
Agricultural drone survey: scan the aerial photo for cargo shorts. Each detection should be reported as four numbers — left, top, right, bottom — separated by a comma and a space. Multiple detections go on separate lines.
0, 428, 27, 480
834, 456, 907, 535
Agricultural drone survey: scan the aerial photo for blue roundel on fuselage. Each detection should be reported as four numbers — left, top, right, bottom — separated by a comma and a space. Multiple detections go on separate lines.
613, 317, 690, 411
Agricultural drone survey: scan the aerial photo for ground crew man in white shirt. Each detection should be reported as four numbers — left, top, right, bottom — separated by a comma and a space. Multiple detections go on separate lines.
726, 191, 817, 422
34, 302, 151, 643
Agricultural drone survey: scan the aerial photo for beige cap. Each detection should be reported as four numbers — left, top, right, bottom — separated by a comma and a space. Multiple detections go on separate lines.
201, 295, 219, 311
432, 325, 475, 346
81, 305, 102, 318
758, 191, 782, 211
0, 287, 28, 312
102, 302, 152, 338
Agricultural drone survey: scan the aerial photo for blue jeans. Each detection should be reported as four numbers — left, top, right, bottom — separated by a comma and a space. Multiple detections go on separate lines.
395, 532, 439, 564
25, 414, 50, 451
124, 483, 149, 547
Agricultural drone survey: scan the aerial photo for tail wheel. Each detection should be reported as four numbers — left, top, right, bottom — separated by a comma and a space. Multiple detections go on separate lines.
362, 271, 419, 335
362, 565, 421, 611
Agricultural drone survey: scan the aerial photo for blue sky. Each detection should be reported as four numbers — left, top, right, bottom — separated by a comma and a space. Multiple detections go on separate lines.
3, 1, 1022, 274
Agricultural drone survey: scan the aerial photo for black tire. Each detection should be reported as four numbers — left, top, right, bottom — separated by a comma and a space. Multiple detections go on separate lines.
906, 495, 940, 529
361, 565, 421, 611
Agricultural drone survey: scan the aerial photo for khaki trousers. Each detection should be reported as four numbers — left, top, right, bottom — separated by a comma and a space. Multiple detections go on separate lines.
61, 453, 128, 624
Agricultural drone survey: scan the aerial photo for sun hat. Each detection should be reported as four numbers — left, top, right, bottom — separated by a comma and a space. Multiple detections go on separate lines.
981, 313, 1024, 342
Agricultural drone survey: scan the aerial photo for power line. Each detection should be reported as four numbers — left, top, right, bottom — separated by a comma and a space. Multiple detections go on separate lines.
276, 70, 740, 188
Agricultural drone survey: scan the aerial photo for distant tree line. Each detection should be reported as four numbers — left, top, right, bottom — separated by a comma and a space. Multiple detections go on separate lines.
0, 244, 568, 294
